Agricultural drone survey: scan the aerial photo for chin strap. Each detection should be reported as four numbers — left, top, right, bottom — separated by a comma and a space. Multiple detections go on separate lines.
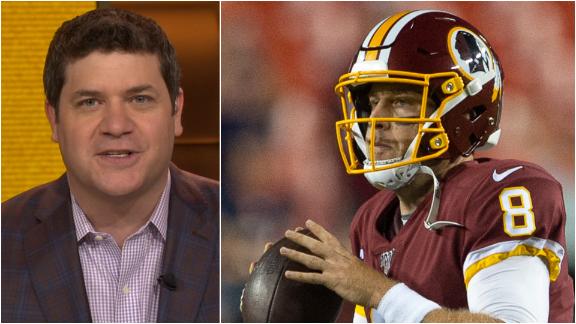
420, 166, 464, 231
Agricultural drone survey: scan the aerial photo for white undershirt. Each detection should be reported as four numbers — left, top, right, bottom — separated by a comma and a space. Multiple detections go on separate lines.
467, 255, 549, 322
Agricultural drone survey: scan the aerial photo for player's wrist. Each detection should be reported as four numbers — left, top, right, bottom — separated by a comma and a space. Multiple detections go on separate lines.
375, 283, 441, 323
369, 278, 391, 309
369, 288, 386, 309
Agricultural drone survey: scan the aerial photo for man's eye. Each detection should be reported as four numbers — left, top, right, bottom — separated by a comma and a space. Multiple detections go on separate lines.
132, 95, 152, 104
369, 99, 378, 108
78, 98, 99, 107
393, 98, 411, 106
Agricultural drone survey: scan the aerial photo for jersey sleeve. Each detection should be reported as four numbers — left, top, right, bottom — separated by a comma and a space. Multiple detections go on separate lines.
461, 165, 567, 287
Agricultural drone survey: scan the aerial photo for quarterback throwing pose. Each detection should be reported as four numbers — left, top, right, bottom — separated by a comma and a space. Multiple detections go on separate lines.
280, 10, 574, 322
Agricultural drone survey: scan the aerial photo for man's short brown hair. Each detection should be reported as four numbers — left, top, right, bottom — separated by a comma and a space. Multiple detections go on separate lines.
43, 7, 181, 114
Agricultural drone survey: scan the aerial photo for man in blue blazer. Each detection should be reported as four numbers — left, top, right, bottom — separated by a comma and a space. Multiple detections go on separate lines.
2, 8, 219, 322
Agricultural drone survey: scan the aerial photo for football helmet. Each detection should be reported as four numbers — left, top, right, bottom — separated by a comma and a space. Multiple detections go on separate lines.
334, 10, 504, 190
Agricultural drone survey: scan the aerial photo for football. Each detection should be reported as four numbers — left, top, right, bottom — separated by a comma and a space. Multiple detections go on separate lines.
241, 229, 343, 322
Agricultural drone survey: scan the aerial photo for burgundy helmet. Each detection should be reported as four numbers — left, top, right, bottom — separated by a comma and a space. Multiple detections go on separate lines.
334, 10, 504, 179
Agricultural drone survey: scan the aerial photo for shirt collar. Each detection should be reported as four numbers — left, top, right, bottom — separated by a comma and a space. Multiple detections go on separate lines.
71, 170, 171, 242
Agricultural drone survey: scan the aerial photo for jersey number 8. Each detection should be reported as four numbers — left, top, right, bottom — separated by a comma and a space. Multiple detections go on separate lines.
499, 186, 536, 237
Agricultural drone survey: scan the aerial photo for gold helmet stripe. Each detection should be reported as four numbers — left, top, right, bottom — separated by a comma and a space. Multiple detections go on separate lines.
364, 10, 412, 61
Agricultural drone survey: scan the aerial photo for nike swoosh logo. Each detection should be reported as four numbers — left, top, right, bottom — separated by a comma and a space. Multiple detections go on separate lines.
492, 166, 523, 182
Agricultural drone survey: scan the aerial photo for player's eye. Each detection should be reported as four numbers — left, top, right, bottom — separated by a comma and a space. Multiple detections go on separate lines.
392, 95, 420, 108
392, 98, 409, 106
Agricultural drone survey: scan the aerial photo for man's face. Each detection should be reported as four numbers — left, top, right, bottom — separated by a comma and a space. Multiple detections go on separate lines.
46, 51, 183, 199
365, 83, 432, 162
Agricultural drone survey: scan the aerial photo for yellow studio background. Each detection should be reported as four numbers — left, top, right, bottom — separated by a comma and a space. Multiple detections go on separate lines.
2, 2, 96, 202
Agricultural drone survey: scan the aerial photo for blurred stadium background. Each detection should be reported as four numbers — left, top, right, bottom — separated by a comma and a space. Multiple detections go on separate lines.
221, 2, 574, 322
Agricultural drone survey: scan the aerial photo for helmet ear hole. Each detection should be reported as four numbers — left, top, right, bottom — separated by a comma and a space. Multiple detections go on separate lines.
351, 84, 372, 118
350, 84, 372, 137
468, 105, 487, 122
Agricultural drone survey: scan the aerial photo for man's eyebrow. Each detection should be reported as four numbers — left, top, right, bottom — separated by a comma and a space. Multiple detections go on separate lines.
72, 89, 103, 98
125, 84, 157, 95
71, 85, 158, 98
388, 89, 421, 95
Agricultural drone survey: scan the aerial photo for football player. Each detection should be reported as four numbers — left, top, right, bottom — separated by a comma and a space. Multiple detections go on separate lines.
279, 10, 574, 322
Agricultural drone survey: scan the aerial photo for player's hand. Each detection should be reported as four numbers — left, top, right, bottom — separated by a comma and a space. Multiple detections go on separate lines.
280, 219, 395, 308
242, 227, 305, 312
248, 226, 303, 274
248, 242, 274, 274
242, 241, 274, 312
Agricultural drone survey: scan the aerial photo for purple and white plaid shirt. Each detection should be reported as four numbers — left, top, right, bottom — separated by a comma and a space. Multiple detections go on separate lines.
72, 173, 170, 323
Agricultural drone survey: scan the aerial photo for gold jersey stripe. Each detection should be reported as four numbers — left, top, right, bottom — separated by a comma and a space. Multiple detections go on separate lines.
364, 10, 411, 61
464, 244, 562, 287
355, 304, 367, 317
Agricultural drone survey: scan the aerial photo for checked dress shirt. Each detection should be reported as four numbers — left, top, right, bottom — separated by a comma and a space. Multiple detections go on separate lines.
71, 174, 170, 322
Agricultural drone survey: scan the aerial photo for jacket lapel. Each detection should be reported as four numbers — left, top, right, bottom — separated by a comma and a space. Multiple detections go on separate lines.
23, 175, 92, 322
157, 166, 219, 322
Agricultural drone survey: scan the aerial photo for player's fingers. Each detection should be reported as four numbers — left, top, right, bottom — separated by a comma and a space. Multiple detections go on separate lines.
294, 226, 304, 232
279, 247, 324, 271
284, 270, 324, 285
285, 229, 326, 256
305, 219, 340, 246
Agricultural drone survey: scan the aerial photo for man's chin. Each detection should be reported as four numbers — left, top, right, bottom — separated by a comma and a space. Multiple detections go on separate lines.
91, 168, 169, 199
372, 148, 403, 161
94, 180, 146, 198
81, 170, 148, 197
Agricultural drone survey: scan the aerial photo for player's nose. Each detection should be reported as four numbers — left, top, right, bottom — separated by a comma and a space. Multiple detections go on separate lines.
368, 101, 393, 129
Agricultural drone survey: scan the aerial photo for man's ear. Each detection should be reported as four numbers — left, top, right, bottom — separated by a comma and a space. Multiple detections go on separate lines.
173, 87, 184, 137
45, 101, 59, 142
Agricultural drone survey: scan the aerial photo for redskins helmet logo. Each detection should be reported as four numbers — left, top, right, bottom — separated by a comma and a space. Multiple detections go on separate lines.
448, 27, 503, 95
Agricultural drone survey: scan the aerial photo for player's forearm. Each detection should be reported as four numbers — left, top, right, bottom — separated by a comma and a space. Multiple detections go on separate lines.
372, 282, 504, 323
423, 308, 502, 323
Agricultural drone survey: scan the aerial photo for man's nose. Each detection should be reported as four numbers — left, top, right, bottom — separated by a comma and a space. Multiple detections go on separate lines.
99, 101, 134, 137
368, 103, 391, 130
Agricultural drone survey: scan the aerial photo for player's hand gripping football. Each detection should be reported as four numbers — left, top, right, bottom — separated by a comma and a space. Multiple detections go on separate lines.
280, 219, 395, 309
240, 241, 274, 312
241, 228, 304, 311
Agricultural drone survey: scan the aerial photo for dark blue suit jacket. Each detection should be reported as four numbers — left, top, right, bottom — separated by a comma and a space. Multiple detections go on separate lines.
1, 164, 219, 322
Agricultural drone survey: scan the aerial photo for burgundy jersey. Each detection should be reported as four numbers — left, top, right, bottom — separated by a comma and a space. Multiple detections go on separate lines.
350, 158, 574, 322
